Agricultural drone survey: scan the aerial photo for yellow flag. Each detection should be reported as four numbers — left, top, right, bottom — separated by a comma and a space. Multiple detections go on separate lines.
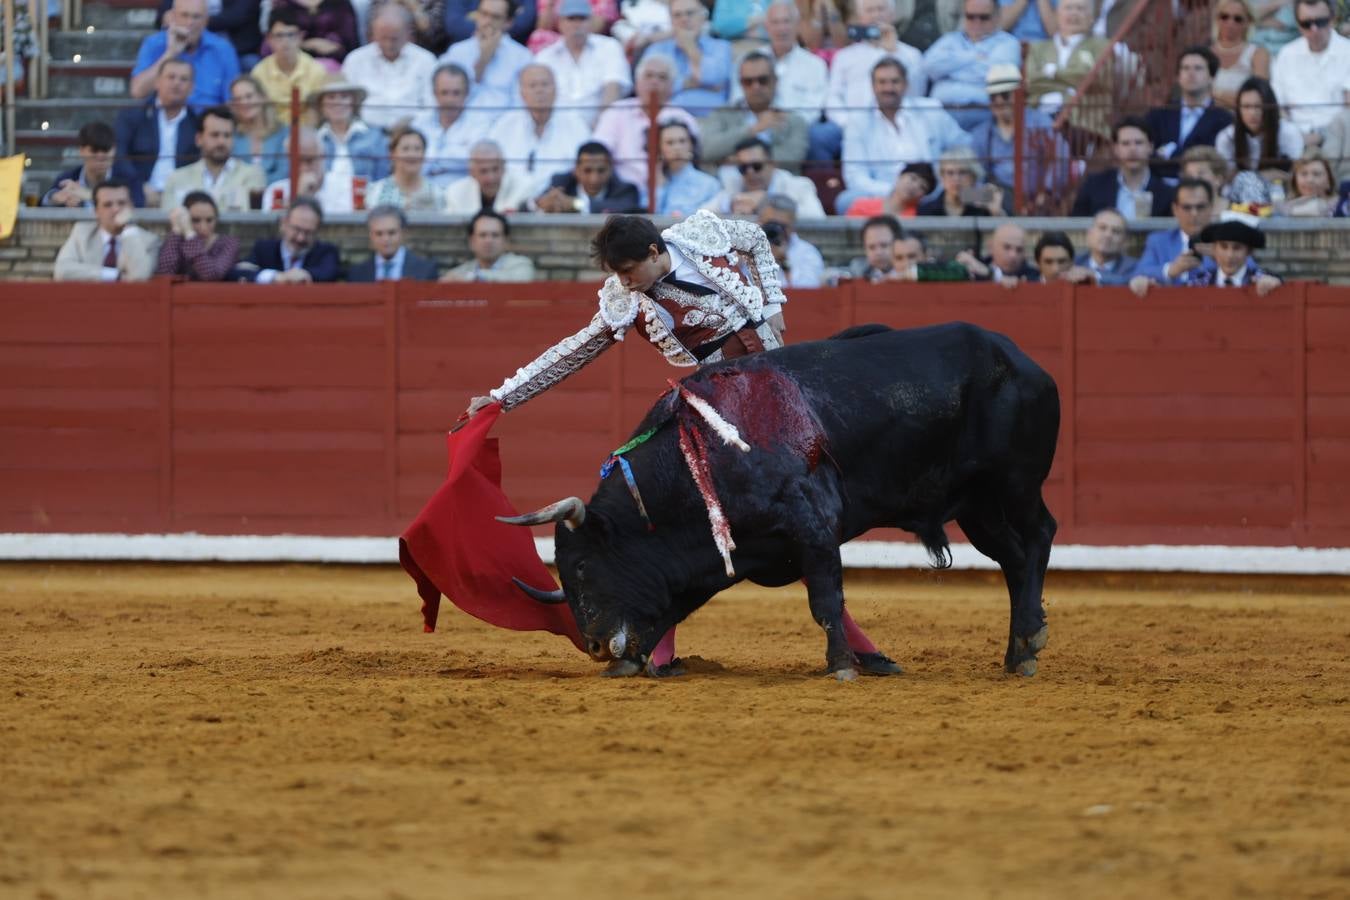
0, 155, 25, 241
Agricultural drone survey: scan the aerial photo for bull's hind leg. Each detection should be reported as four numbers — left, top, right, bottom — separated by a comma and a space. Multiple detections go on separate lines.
957, 497, 1056, 676
801, 545, 858, 681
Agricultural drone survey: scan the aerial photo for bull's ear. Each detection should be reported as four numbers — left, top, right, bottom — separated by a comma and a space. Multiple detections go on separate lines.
511, 577, 567, 605
496, 497, 586, 531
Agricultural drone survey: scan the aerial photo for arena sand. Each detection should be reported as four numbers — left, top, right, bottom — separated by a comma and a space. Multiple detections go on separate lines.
2, 562, 1348, 900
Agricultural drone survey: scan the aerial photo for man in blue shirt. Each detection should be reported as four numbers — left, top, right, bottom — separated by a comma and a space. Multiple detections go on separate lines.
130, 0, 240, 109
999, 0, 1054, 40
923, 0, 1022, 131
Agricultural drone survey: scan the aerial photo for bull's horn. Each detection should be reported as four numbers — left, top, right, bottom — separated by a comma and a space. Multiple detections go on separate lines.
609, 631, 628, 658
511, 577, 567, 605
496, 497, 586, 531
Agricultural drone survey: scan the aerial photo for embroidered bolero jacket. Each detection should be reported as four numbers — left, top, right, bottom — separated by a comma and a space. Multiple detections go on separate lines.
488, 210, 787, 411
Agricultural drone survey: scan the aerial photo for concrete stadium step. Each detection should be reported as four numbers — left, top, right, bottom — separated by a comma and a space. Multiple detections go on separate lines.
52, 29, 154, 61
15, 99, 136, 133
16, 129, 82, 171
45, 60, 136, 99
80, 0, 161, 31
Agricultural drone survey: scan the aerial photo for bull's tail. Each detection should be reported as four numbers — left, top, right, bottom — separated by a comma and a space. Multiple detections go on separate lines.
919, 522, 953, 570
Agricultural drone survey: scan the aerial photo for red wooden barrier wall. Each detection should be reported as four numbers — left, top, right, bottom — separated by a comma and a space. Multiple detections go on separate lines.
3, 280, 1347, 547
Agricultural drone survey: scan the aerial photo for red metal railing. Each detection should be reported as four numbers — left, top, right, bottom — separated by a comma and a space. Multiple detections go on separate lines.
1028, 0, 1214, 213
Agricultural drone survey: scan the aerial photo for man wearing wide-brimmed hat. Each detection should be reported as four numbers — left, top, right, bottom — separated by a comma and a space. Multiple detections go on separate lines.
970, 63, 1068, 203
1177, 218, 1282, 293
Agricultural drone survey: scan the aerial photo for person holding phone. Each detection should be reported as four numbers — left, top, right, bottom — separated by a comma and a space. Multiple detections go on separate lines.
1128, 177, 1218, 295
918, 146, 1008, 216
824, 0, 925, 127
808, 0, 926, 164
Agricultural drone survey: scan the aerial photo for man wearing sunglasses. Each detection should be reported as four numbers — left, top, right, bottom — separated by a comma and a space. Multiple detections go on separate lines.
1128, 177, 1217, 293
1271, 0, 1350, 145
921, 0, 1021, 131
703, 137, 825, 218
702, 52, 809, 176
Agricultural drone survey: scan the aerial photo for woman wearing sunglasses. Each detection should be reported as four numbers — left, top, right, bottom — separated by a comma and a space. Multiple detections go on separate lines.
1211, 0, 1271, 108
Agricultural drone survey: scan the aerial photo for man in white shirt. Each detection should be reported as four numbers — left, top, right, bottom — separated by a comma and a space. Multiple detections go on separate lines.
536, 0, 632, 128
341, 4, 437, 130
411, 63, 489, 187
440, 0, 533, 113
487, 64, 593, 198
261, 127, 357, 214
1271, 0, 1350, 142
54, 180, 160, 282
160, 105, 266, 210
442, 139, 538, 214
729, 1, 828, 123
704, 137, 826, 218
825, 0, 926, 127
838, 58, 970, 211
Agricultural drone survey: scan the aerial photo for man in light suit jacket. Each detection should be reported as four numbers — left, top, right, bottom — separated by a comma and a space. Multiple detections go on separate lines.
159, 105, 266, 211
439, 210, 536, 282
347, 207, 440, 282
54, 180, 161, 281
237, 197, 342, 283
442, 140, 536, 215
1128, 178, 1216, 294
1144, 46, 1233, 176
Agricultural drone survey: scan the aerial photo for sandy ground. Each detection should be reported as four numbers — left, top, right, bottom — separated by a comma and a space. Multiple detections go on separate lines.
2, 562, 1349, 900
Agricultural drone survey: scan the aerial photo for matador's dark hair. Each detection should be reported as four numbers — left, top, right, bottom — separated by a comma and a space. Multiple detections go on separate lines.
591, 215, 667, 271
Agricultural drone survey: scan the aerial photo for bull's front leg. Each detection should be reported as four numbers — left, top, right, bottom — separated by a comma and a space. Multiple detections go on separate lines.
802, 546, 857, 681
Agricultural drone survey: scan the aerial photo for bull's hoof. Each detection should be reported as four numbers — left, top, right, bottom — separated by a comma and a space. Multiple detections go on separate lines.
1028, 624, 1049, 653
645, 658, 686, 679
601, 659, 643, 678
1009, 657, 1037, 677
831, 667, 859, 682
855, 652, 904, 676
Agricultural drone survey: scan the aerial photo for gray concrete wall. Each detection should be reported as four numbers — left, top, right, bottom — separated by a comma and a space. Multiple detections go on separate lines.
6, 209, 1349, 283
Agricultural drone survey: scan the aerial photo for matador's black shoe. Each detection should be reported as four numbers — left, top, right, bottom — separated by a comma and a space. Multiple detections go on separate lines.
855, 652, 904, 676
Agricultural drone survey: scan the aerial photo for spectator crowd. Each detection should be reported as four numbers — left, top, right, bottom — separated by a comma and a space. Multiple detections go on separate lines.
45, 0, 1350, 289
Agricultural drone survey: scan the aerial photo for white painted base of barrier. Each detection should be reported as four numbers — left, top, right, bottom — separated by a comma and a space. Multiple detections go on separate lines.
0, 533, 1347, 574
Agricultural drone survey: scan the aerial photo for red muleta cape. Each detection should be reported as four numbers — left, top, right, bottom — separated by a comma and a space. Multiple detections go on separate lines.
398, 403, 586, 652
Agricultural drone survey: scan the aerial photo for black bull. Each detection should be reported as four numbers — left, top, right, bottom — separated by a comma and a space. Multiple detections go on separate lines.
504, 322, 1060, 679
